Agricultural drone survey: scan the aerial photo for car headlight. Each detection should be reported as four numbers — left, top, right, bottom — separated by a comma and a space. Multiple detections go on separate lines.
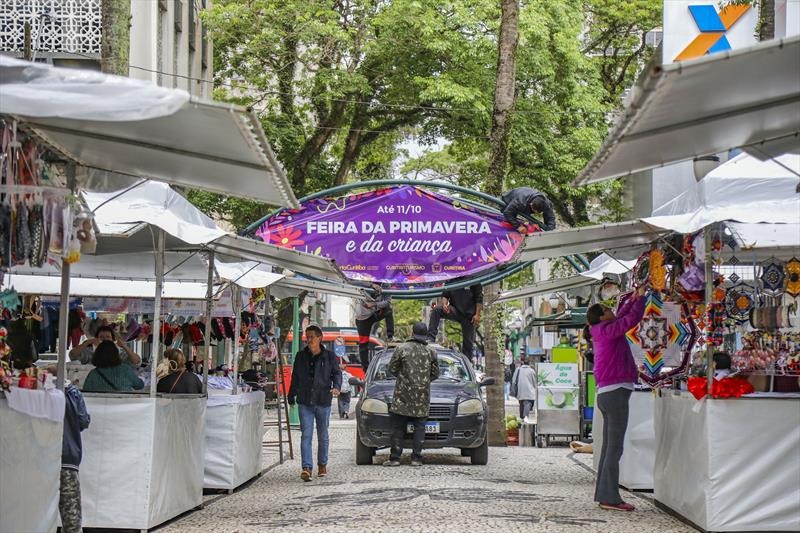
361, 399, 389, 414
457, 399, 483, 416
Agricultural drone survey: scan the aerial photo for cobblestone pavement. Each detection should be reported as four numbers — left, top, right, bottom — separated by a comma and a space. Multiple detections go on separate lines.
160, 410, 694, 533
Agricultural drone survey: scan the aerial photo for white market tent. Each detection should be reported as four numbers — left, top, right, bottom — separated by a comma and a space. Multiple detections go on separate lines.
84, 180, 344, 281
643, 152, 800, 233
574, 36, 800, 185
518, 220, 668, 262
0, 56, 298, 208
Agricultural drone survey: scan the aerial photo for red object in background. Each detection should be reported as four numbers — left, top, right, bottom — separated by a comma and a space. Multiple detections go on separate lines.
279, 329, 382, 395
18, 373, 36, 390
687, 376, 755, 400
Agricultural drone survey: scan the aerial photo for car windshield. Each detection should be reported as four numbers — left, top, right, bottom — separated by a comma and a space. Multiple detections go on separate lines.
372, 352, 473, 382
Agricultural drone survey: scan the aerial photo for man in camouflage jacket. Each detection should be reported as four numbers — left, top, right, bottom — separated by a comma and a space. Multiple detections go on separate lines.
384, 322, 439, 466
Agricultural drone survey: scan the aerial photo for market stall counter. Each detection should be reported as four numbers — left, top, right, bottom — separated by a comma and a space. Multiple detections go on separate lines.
79, 393, 206, 531
0, 388, 64, 533
654, 391, 800, 532
204, 391, 266, 491
593, 389, 655, 491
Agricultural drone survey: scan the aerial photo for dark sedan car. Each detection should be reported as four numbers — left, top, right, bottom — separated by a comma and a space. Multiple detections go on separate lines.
351, 346, 495, 465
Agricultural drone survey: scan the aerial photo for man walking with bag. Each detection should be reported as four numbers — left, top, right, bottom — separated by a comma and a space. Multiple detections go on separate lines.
384, 322, 439, 467
288, 325, 342, 482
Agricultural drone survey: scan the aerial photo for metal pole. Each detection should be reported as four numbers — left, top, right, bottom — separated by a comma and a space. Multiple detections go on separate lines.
55, 261, 70, 391
289, 296, 300, 425
23, 22, 32, 61
704, 228, 714, 396
203, 251, 214, 394
150, 229, 165, 397
232, 285, 241, 394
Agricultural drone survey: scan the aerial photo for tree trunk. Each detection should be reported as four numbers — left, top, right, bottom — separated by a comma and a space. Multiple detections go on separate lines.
758, 0, 775, 41
290, 100, 348, 194
100, 0, 131, 76
335, 102, 369, 185
484, 0, 519, 447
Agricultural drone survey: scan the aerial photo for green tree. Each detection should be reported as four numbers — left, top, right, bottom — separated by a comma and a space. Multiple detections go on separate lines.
581, 0, 662, 104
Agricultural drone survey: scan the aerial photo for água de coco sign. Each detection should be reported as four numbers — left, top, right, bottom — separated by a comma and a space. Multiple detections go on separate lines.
256, 185, 524, 285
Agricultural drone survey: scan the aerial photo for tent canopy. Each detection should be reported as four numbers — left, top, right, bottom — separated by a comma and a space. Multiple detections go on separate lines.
83, 181, 345, 281
0, 57, 297, 208
518, 221, 667, 262
643, 152, 800, 233
574, 36, 800, 185
494, 276, 596, 305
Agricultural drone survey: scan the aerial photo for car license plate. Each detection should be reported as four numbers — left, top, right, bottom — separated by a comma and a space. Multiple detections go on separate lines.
407, 422, 439, 434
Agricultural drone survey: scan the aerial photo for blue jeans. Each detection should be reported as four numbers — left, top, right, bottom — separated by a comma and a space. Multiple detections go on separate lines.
299, 404, 331, 469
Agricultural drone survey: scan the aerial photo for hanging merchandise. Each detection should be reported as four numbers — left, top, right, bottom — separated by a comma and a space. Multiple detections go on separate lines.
724, 282, 756, 324
0, 287, 21, 311
784, 258, 800, 298
75, 208, 96, 254
649, 249, 667, 292
625, 291, 697, 385
760, 258, 785, 296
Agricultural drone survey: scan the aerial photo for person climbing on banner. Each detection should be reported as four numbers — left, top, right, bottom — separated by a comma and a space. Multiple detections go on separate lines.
426, 282, 482, 358
501, 187, 556, 233
355, 282, 395, 371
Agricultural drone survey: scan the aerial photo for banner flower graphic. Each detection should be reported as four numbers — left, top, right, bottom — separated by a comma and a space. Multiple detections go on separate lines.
256, 185, 528, 284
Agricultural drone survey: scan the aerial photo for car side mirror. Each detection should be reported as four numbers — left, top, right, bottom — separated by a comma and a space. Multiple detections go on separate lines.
349, 377, 365, 387
479, 377, 496, 387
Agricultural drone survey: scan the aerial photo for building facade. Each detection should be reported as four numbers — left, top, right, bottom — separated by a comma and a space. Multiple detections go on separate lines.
0, 0, 212, 97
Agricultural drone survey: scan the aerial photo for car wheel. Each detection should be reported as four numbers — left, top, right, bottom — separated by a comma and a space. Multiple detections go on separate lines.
460, 448, 470, 457
470, 437, 489, 465
355, 429, 374, 465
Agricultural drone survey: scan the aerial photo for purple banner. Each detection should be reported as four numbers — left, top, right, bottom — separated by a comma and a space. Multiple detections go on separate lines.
256, 185, 525, 285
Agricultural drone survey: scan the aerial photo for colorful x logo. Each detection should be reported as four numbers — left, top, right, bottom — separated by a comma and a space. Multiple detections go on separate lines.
675, 4, 751, 61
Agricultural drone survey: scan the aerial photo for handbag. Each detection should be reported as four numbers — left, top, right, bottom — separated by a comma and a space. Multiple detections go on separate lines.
509, 370, 519, 398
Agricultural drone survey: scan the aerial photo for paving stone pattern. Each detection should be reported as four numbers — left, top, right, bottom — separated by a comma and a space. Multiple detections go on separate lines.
160, 413, 694, 533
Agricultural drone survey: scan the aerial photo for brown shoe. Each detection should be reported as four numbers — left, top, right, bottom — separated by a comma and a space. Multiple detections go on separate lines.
317, 464, 328, 477
300, 468, 312, 482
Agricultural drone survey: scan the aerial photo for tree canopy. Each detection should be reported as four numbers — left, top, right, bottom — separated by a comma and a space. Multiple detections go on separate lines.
196, 0, 660, 232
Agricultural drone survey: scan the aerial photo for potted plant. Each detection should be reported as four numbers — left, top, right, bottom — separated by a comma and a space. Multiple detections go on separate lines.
505, 415, 521, 446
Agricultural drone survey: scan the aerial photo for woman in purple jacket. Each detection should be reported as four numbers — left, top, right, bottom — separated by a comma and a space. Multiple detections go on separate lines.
586, 284, 646, 512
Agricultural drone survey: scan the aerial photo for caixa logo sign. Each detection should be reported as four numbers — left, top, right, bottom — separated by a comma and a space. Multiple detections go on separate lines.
675, 3, 751, 61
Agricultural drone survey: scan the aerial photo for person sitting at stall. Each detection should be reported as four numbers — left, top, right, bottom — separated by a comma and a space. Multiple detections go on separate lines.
156, 348, 202, 394
713, 351, 733, 380
69, 324, 141, 367
82, 341, 145, 392
500, 186, 557, 233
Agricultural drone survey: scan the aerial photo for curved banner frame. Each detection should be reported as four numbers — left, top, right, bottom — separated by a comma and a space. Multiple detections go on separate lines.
255, 185, 526, 286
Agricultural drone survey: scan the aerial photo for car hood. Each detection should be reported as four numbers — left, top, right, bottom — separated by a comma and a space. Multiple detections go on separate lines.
365, 380, 480, 404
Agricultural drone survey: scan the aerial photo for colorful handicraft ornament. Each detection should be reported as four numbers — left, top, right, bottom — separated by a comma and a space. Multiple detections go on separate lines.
785, 258, 800, 298
760, 259, 785, 295
724, 283, 755, 324
626, 292, 697, 385
648, 249, 667, 292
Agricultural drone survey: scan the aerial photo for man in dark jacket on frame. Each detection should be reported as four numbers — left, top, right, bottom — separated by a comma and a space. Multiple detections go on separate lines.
60, 380, 91, 533
501, 187, 556, 233
288, 325, 343, 482
427, 283, 483, 358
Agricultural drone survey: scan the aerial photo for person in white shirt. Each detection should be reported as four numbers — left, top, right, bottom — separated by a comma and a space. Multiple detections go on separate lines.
338, 361, 354, 419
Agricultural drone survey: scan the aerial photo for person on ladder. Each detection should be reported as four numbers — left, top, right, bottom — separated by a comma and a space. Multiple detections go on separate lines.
355, 282, 395, 371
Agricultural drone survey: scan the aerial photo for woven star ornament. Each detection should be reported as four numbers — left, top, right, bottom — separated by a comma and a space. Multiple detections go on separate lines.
724, 283, 755, 324
760, 259, 785, 295
785, 258, 800, 297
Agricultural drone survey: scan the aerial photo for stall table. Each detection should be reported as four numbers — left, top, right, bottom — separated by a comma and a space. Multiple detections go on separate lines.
654, 391, 800, 532
204, 391, 266, 491
0, 389, 64, 533
592, 389, 655, 490
79, 394, 205, 531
